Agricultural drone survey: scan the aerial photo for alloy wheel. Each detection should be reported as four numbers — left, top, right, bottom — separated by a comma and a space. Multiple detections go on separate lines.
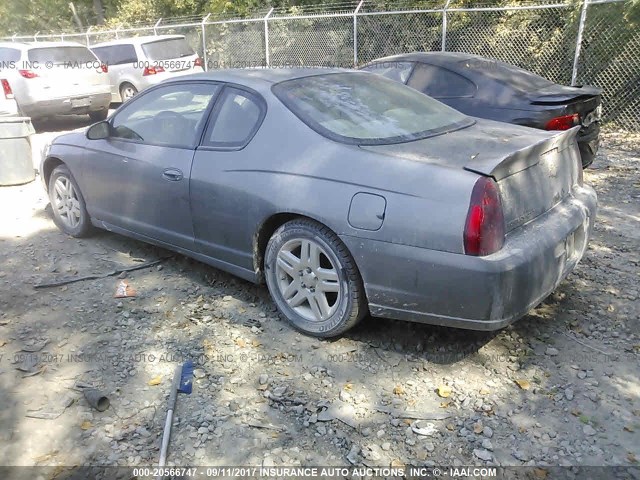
53, 176, 82, 229
274, 238, 341, 322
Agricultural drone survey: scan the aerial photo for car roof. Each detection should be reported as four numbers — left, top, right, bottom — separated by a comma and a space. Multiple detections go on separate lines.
91, 35, 185, 48
166, 67, 354, 90
366, 51, 491, 67
0, 41, 88, 50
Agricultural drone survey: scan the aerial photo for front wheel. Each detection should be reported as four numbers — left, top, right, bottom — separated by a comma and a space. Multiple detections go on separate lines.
49, 165, 93, 237
264, 219, 366, 337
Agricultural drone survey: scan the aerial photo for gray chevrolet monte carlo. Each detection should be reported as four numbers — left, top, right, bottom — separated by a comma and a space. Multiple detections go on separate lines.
40, 68, 597, 337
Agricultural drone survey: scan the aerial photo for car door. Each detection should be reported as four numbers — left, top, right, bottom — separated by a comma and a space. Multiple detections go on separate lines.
406, 63, 477, 112
81, 81, 220, 249
190, 86, 267, 272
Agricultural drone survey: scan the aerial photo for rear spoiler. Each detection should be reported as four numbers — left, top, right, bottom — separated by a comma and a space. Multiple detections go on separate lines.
528, 85, 602, 104
464, 127, 580, 181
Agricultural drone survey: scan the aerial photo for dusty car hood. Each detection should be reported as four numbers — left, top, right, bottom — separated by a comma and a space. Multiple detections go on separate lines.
51, 131, 87, 146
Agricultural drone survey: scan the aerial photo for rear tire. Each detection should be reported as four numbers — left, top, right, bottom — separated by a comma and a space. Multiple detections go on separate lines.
120, 83, 138, 102
89, 110, 108, 122
49, 165, 93, 237
264, 219, 367, 337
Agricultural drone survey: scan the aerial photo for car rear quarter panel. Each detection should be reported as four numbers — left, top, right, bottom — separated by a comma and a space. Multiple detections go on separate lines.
190, 95, 479, 279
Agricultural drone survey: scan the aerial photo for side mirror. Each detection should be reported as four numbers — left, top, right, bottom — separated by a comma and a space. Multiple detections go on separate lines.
87, 121, 110, 140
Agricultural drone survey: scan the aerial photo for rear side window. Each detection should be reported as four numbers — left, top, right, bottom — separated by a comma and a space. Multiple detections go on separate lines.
141, 38, 194, 61
0, 47, 21, 63
408, 64, 476, 98
204, 88, 264, 148
360, 62, 414, 84
92, 45, 137, 65
28, 46, 96, 64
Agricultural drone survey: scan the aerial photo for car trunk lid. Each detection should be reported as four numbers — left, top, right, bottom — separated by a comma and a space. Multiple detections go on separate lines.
360, 120, 581, 233
465, 127, 581, 232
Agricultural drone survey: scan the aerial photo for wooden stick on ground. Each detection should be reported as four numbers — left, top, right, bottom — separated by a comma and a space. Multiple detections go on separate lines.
33, 257, 171, 289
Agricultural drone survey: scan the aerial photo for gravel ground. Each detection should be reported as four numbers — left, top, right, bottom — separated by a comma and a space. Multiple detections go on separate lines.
0, 117, 638, 477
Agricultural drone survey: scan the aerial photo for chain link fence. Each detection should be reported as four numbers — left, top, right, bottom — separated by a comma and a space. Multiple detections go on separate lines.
2, 0, 638, 130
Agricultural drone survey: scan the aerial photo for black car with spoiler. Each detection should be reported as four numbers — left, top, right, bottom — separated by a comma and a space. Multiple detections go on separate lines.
361, 52, 602, 168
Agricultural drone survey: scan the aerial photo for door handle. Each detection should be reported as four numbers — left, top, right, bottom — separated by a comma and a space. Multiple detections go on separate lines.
162, 168, 183, 181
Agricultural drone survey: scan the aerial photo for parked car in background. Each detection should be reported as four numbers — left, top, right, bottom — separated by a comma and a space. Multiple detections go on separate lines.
40, 69, 596, 337
90, 35, 204, 103
361, 52, 602, 168
0, 41, 111, 121
0, 78, 18, 116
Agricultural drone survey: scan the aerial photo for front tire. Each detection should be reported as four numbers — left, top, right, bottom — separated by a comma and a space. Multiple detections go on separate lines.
264, 219, 366, 337
49, 165, 93, 237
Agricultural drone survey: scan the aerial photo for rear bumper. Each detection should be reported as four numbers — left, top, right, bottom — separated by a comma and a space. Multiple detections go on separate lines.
577, 122, 600, 168
0, 99, 19, 117
19, 92, 111, 119
341, 186, 597, 331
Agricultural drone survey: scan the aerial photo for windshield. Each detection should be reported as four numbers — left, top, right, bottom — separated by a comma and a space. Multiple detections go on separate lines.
272, 72, 472, 145
28, 46, 96, 64
141, 38, 194, 61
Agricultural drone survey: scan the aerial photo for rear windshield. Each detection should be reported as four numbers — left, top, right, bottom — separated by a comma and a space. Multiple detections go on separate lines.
460, 59, 554, 92
141, 38, 194, 61
28, 46, 96, 64
0, 47, 21, 63
272, 72, 472, 145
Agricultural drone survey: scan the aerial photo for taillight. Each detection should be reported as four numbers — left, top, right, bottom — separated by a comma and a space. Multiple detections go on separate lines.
18, 69, 38, 79
464, 177, 505, 256
545, 113, 580, 131
193, 57, 203, 68
142, 66, 165, 76
1, 79, 13, 99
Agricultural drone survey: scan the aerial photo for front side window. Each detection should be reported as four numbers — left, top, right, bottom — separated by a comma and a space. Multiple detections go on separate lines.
28, 46, 96, 64
204, 88, 264, 148
141, 38, 194, 61
408, 64, 477, 98
273, 72, 472, 145
92, 45, 137, 65
360, 61, 415, 84
110, 83, 219, 148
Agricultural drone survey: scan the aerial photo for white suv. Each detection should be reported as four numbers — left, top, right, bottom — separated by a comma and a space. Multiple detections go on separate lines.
0, 41, 111, 121
91, 35, 204, 103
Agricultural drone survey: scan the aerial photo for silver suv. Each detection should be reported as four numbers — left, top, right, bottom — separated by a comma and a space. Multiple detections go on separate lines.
0, 41, 111, 121
90, 35, 204, 103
